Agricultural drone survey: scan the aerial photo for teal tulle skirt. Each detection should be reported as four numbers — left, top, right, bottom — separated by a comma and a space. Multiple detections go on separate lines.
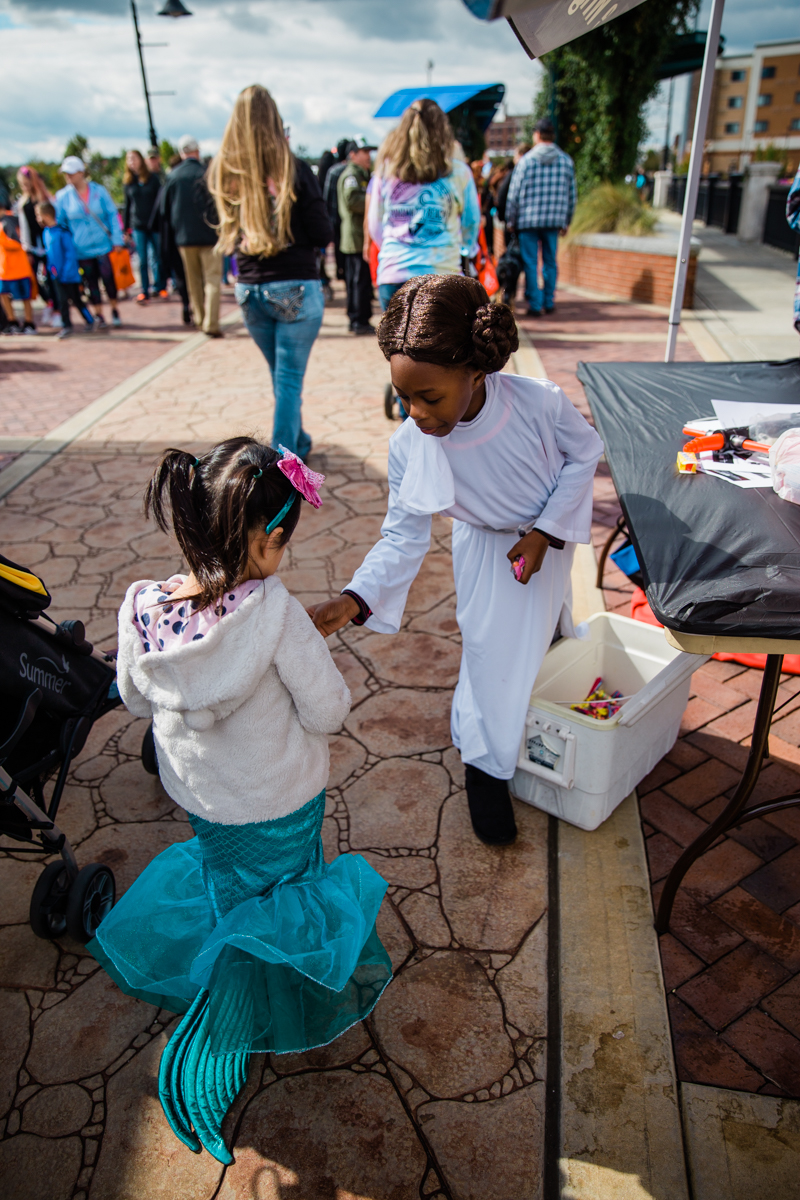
88, 791, 391, 1057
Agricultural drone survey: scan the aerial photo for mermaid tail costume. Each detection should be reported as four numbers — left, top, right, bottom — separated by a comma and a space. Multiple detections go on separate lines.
89, 790, 391, 1162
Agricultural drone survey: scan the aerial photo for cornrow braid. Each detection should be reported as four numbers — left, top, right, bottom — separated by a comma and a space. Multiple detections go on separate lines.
377, 275, 518, 374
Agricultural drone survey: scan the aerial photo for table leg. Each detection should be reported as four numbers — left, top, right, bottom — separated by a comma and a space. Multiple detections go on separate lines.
595, 515, 627, 590
654, 653, 783, 934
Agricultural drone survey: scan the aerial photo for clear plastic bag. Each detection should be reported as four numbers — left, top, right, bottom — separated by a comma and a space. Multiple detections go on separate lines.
752, 410, 800, 444
769, 427, 800, 505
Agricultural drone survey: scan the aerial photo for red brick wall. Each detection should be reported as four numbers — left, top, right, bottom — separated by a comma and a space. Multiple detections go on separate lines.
558, 243, 697, 308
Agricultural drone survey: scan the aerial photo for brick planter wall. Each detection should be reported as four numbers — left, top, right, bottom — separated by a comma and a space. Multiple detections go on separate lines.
558, 233, 700, 308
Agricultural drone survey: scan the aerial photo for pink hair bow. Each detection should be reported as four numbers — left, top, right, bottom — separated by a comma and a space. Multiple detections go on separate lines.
277, 446, 325, 509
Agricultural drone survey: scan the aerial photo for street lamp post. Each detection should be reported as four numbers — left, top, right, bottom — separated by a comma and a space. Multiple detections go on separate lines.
131, 0, 159, 150
130, 0, 193, 151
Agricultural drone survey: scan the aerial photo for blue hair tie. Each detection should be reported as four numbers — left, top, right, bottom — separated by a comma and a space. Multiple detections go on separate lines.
253, 468, 263, 479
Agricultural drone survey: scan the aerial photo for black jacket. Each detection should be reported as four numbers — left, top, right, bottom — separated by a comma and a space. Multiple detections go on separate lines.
123, 174, 162, 232
159, 157, 218, 247
236, 157, 333, 285
496, 170, 513, 224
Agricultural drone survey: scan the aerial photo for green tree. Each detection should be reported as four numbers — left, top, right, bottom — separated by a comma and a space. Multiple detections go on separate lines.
64, 132, 90, 162
159, 138, 178, 166
535, 1, 699, 193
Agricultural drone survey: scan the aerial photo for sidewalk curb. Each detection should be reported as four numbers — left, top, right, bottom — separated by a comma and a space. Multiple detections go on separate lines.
0, 311, 242, 502
556, 539, 690, 1198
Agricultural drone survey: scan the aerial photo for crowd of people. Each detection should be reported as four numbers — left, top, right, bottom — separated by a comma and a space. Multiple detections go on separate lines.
2, 100, 578, 453
0, 133, 223, 339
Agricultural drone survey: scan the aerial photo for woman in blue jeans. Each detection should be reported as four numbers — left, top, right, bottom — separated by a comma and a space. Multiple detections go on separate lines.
208, 86, 332, 460
123, 150, 164, 303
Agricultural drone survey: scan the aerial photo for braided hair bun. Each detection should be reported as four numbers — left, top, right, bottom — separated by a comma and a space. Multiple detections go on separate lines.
470, 302, 519, 373
377, 274, 519, 375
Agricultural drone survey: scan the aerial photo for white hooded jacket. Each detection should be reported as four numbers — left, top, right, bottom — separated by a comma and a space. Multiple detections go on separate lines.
117, 576, 351, 825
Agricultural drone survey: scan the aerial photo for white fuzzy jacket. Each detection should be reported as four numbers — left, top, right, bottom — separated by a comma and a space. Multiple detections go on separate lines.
117, 576, 351, 825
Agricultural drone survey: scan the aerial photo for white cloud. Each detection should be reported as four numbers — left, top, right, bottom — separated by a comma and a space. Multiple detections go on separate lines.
0, 0, 542, 162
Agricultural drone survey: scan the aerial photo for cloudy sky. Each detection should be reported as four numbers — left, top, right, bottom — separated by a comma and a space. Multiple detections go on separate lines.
0, 0, 796, 165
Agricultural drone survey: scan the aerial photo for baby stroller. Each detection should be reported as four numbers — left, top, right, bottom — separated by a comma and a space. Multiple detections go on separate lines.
0, 553, 147, 942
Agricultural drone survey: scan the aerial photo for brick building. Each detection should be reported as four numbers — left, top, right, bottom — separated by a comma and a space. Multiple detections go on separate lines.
485, 113, 528, 155
704, 39, 800, 175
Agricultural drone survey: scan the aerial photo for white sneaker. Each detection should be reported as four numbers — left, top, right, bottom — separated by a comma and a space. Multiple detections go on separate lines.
50, 312, 63, 329
39, 307, 53, 327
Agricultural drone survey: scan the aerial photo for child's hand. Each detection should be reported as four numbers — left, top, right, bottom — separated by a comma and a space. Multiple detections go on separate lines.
306, 594, 360, 637
507, 529, 549, 585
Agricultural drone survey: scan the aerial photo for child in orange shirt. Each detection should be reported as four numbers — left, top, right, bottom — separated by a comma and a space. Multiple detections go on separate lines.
0, 201, 36, 334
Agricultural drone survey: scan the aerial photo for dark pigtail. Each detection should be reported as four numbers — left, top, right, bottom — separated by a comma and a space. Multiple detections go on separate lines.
143, 438, 301, 612
377, 274, 518, 373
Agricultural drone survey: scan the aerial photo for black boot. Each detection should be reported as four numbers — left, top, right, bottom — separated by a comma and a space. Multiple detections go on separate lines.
464, 765, 517, 845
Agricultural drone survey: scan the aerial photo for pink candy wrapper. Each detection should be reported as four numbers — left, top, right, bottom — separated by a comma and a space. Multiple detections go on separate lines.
513, 557, 525, 581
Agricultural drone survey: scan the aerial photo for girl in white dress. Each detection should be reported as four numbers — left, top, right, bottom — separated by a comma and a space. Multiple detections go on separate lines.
309, 275, 603, 844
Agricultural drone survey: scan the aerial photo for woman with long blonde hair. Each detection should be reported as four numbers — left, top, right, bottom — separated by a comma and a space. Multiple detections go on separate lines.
209, 85, 332, 460
368, 98, 480, 418
369, 98, 480, 305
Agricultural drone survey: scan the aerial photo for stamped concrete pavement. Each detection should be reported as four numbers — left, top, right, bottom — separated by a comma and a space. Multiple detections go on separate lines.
0, 291, 548, 1200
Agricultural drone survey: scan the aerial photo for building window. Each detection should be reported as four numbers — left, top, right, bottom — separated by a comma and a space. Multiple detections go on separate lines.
724, 122, 740, 135
791, 118, 800, 132
731, 69, 745, 82
757, 94, 772, 106
727, 96, 743, 108
795, 91, 800, 104
761, 65, 776, 79
754, 120, 769, 133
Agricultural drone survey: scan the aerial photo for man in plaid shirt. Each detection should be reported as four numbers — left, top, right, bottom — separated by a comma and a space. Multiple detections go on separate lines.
506, 117, 576, 316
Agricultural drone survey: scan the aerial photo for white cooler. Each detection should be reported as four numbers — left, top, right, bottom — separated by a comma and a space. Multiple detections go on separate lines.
511, 612, 706, 831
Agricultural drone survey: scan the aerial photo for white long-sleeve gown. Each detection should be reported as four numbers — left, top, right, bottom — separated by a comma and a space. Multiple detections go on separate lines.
346, 372, 604, 779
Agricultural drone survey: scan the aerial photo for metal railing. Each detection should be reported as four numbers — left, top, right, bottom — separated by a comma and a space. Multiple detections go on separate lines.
763, 186, 800, 258
667, 174, 742, 234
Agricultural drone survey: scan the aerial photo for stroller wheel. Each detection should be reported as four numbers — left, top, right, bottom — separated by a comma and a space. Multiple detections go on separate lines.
384, 382, 396, 421
141, 722, 158, 775
30, 861, 70, 940
66, 863, 116, 943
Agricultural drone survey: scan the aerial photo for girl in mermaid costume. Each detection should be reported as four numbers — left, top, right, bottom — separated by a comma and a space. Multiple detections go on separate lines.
88, 437, 391, 1163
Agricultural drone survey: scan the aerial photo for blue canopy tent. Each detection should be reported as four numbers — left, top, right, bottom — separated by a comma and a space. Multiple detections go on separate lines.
374, 83, 505, 161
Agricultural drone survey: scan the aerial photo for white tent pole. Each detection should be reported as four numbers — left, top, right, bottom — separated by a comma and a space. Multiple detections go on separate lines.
664, 0, 726, 362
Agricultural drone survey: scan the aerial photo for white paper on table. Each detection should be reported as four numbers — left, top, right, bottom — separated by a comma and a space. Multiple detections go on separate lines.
711, 399, 800, 429
696, 452, 773, 489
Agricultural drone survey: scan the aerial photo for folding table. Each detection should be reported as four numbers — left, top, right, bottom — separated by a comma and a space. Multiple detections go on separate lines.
577, 358, 800, 932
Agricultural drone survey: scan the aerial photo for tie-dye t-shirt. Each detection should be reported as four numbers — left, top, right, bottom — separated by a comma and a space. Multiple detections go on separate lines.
132, 575, 264, 652
367, 158, 481, 286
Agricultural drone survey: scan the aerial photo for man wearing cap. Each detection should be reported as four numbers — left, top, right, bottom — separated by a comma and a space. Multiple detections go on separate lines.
338, 143, 374, 335
505, 118, 576, 317
55, 156, 125, 328
159, 135, 222, 336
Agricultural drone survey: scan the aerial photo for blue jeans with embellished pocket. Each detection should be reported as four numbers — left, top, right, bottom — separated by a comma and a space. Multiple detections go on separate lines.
234, 279, 324, 459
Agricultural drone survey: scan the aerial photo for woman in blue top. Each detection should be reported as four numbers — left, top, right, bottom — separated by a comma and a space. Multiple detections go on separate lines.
55, 155, 124, 328
368, 98, 481, 418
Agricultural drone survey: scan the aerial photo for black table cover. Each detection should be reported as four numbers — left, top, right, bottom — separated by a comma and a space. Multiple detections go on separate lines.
577, 358, 800, 640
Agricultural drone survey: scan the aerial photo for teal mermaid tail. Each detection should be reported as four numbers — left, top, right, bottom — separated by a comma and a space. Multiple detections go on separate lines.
88, 791, 391, 1158
158, 990, 249, 1164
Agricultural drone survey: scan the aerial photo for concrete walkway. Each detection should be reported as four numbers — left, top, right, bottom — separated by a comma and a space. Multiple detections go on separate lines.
657, 210, 799, 361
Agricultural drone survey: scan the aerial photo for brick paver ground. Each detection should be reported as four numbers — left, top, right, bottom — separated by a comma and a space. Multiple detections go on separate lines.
0, 286, 237, 448
527, 287, 800, 1100
0, 285, 547, 1200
